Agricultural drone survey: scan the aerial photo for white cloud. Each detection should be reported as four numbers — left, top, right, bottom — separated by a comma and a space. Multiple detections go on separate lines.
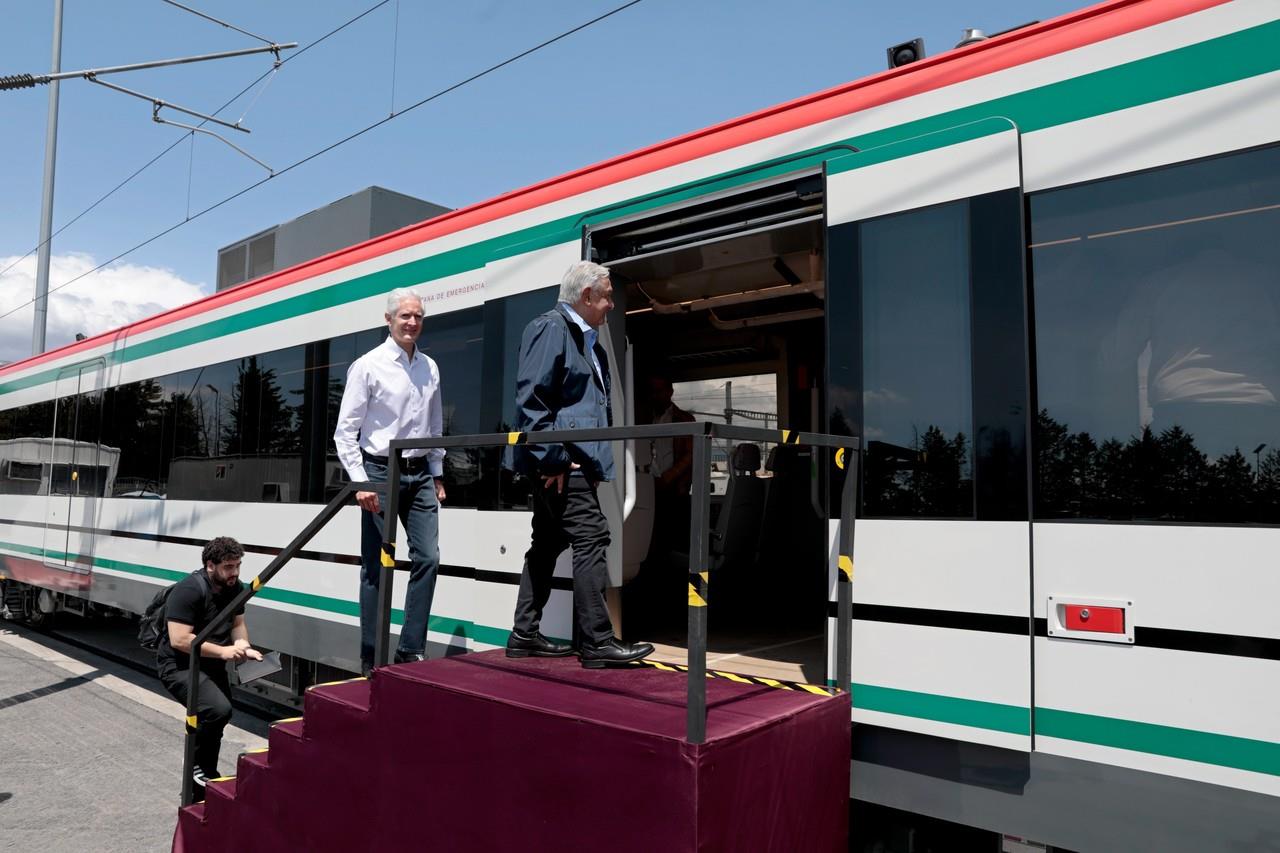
0, 253, 208, 365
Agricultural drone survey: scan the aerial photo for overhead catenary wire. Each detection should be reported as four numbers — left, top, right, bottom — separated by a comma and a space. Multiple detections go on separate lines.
0, 0, 394, 283
0, 0, 646, 324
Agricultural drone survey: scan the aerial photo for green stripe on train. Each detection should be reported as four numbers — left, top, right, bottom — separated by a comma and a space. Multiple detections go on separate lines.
0, 541, 512, 647
1036, 707, 1280, 778
853, 682, 1031, 735
6, 539, 1280, 774
3, 19, 1279, 397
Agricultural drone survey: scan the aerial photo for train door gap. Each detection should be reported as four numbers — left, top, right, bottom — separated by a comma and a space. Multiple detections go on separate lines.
591, 172, 830, 685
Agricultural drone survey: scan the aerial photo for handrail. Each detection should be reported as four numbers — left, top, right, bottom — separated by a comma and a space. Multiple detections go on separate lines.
179, 480, 386, 806
377, 422, 860, 745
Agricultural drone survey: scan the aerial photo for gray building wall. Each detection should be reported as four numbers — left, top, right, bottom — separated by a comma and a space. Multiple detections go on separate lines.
216, 187, 450, 291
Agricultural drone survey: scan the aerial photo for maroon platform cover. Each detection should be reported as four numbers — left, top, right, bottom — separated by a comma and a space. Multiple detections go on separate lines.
175, 650, 849, 852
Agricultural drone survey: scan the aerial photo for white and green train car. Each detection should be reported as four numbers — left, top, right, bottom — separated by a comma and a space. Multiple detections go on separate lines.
3, 0, 1279, 846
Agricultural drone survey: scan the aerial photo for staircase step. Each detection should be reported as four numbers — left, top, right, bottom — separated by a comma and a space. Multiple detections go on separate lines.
232, 750, 271, 800
306, 675, 371, 712
302, 676, 372, 741
265, 717, 306, 769
174, 801, 207, 852
203, 777, 236, 818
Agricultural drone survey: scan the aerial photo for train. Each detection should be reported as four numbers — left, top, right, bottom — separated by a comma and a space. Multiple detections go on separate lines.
2, 1, 1278, 847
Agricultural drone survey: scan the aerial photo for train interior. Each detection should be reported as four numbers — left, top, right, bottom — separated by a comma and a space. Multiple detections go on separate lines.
594, 172, 831, 684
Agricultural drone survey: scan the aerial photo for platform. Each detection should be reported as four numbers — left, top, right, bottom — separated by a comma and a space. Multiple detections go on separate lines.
176, 650, 850, 852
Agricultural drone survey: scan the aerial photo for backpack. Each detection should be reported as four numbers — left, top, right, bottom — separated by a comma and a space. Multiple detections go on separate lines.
138, 570, 209, 650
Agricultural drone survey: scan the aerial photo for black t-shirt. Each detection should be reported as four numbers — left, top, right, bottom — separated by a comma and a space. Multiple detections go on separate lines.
156, 570, 246, 675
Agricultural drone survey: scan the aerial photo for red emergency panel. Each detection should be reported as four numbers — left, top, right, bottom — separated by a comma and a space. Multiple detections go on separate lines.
1064, 604, 1125, 633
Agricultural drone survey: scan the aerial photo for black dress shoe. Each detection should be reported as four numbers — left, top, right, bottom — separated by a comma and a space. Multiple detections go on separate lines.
506, 629, 574, 658
393, 651, 426, 664
579, 638, 655, 669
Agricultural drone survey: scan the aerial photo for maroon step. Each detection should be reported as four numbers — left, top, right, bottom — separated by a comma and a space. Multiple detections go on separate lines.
173, 802, 207, 853
301, 676, 372, 741
174, 651, 848, 852
202, 777, 237, 824
231, 750, 271, 801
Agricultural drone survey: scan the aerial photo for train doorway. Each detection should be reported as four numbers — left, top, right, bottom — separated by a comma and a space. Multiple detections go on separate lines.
591, 172, 830, 684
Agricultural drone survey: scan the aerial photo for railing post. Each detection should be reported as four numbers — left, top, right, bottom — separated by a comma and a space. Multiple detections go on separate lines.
180, 646, 200, 804
686, 431, 712, 744
836, 446, 858, 696
375, 450, 403, 667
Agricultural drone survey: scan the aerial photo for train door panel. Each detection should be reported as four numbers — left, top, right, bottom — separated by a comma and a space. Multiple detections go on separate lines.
825, 118, 1033, 749
42, 362, 104, 573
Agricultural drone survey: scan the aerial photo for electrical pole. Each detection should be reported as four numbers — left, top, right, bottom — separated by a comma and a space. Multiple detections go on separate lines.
31, 0, 64, 357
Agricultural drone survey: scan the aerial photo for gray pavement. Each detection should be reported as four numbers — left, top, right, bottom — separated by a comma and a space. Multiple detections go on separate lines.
0, 621, 266, 853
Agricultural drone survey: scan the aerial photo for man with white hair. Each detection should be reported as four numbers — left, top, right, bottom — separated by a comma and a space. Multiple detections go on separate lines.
506, 261, 654, 667
334, 288, 447, 676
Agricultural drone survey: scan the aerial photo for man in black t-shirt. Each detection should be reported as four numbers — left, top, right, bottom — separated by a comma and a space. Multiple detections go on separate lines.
156, 536, 262, 799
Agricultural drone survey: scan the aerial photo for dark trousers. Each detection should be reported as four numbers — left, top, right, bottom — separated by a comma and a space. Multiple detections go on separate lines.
160, 665, 232, 778
513, 474, 613, 645
360, 454, 440, 664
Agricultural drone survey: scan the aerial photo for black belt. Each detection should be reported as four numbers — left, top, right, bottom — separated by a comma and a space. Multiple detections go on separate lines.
363, 452, 431, 474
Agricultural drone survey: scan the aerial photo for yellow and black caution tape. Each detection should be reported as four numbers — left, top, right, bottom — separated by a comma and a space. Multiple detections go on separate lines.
687, 571, 709, 608
507, 431, 526, 445
837, 555, 854, 581
630, 659, 836, 696
185, 714, 198, 731
380, 543, 396, 568
305, 675, 368, 692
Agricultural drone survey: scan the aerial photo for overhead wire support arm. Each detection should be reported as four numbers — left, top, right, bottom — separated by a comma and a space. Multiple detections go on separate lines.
86, 76, 250, 133
154, 115, 274, 175
159, 0, 277, 46
0, 43, 297, 90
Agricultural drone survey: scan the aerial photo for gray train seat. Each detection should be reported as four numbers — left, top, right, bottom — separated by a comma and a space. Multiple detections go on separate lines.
709, 443, 767, 573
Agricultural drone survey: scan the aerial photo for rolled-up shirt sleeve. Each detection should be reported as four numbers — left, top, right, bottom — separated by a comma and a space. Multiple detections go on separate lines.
334, 360, 370, 484
426, 357, 445, 477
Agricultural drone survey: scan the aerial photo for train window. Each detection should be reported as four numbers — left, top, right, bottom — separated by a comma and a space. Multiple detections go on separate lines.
101, 381, 165, 497
480, 285, 560, 509
420, 307, 485, 508
1031, 145, 1280, 523
860, 201, 975, 518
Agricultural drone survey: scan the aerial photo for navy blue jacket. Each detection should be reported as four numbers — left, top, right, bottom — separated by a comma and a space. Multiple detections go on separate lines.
509, 304, 615, 481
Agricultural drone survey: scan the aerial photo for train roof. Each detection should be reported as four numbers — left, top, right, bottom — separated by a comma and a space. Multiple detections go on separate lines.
0, 0, 1225, 381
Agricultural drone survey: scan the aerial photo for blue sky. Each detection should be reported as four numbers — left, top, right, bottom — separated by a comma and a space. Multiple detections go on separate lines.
0, 0, 1084, 360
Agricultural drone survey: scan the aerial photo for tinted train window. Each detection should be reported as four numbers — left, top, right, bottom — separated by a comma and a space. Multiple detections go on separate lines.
421, 308, 485, 507
1031, 145, 1280, 523
480, 285, 560, 509
860, 202, 974, 518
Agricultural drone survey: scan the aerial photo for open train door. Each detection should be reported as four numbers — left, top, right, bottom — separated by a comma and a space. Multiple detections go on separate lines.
824, 117, 1033, 750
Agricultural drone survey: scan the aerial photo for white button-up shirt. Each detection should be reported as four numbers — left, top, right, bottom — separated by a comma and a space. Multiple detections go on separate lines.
333, 335, 445, 483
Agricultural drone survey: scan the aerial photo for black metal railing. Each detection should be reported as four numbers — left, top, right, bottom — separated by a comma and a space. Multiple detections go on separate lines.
179, 480, 385, 806
377, 422, 859, 745
178, 422, 859, 804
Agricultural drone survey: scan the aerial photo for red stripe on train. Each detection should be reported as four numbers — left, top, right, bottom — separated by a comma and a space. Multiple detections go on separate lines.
0, 0, 1226, 379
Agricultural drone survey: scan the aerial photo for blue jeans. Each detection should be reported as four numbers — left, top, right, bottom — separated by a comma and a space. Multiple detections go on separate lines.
360, 455, 440, 663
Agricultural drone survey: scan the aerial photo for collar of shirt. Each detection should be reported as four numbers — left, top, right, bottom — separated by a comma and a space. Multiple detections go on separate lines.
380, 333, 419, 365
560, 302, 602, 380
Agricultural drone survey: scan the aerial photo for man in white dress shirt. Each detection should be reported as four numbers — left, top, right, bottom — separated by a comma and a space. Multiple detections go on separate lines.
334, 288, 447, 676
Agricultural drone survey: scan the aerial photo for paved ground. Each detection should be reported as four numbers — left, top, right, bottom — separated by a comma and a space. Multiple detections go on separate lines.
0, 621, 266, 853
